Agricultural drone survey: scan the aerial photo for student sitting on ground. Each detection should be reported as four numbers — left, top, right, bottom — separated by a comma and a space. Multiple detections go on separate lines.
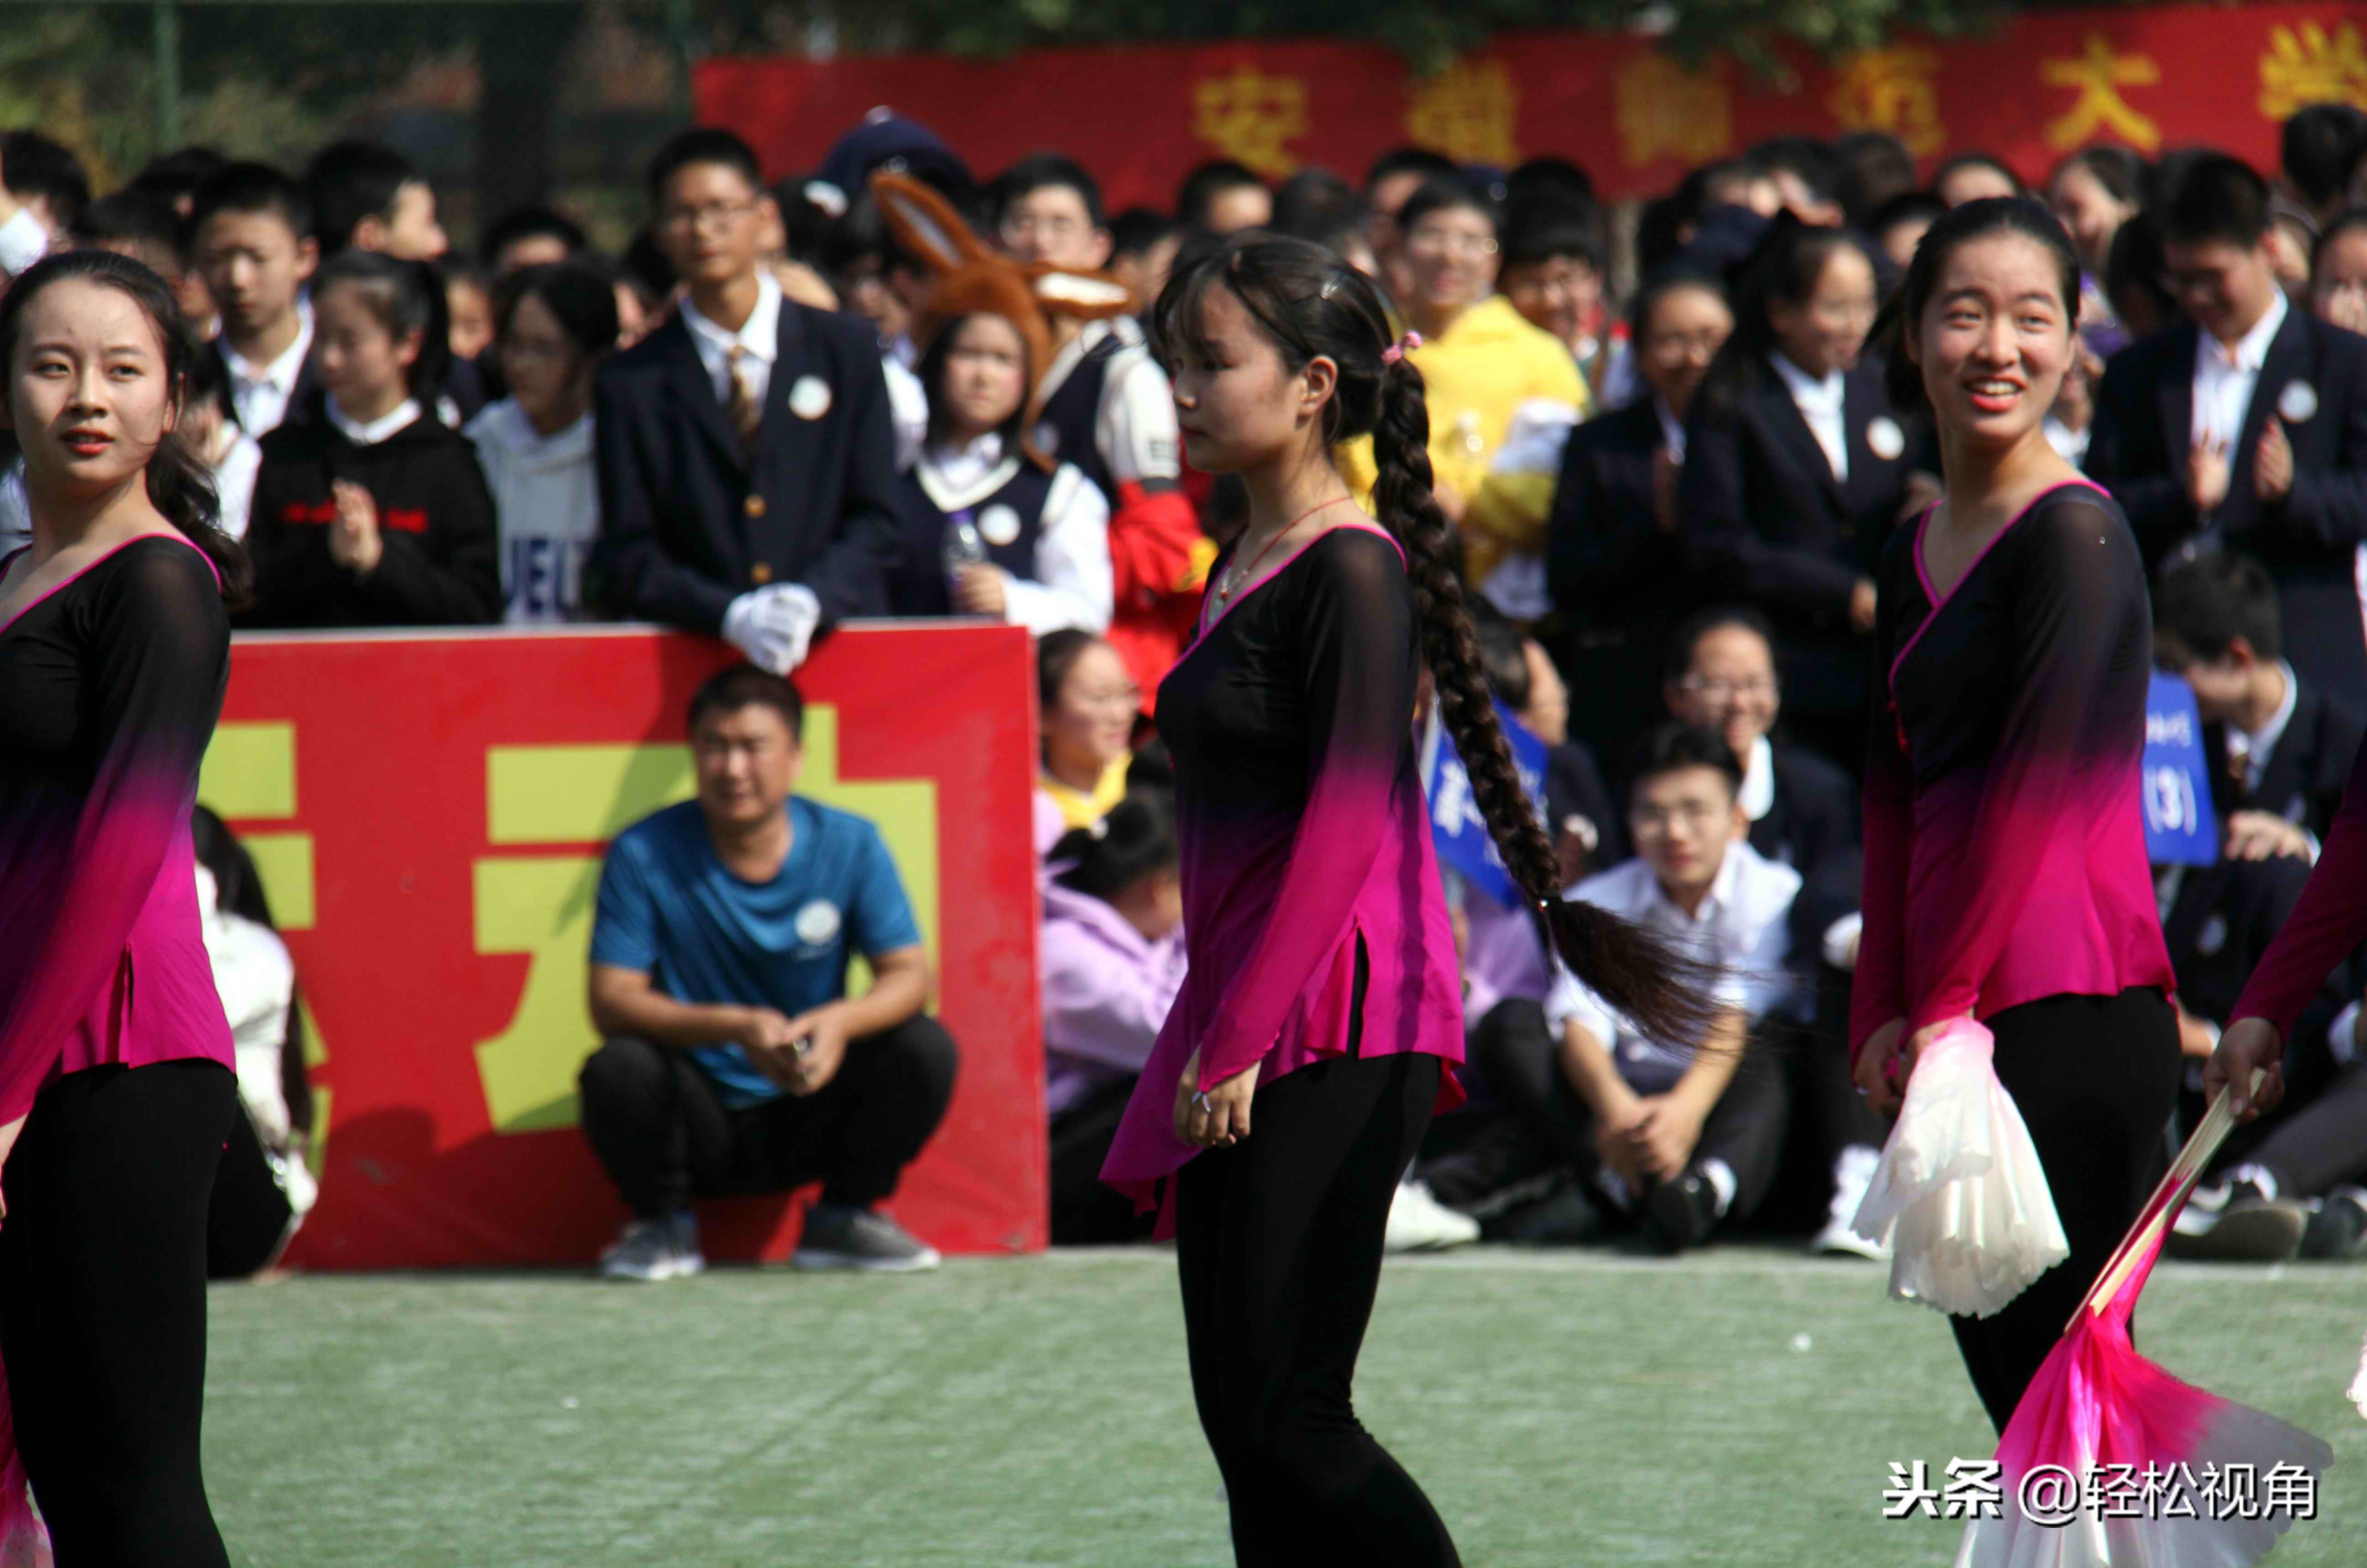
1042, 793, 1186, 1245
581, 665, 958, 1279
1471, 722, 1797, 1253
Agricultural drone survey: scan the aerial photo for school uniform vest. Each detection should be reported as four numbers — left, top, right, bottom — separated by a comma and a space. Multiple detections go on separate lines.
889, 448, 1064, 616
1033, 333, 1124, 500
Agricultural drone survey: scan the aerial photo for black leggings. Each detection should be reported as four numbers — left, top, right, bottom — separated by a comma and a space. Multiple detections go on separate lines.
1175, 1047, 1460, 1568
1949, 987, 2181, 1434
0, 1060, 237, 1568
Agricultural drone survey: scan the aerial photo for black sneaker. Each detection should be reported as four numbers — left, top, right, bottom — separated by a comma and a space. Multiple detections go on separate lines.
1640, 1166, 1720, 1256
2302, 1187, 2367, 1261
2166, 1177, 2307, 1262
1494, 1178, 1607, 1246
791, 1205, 942, 1273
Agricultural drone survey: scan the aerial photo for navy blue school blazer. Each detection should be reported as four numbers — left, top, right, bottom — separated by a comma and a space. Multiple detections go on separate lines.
588, 299, 902, 635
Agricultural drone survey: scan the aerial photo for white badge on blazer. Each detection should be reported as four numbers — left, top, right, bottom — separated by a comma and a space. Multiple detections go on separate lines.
788, 375, 833, 421
2197, 913, 2229, 958
979, 504, 1023, 547
1867, 416, 1906, 461
2278, 380, 2319, 425
795, 900, 843, 947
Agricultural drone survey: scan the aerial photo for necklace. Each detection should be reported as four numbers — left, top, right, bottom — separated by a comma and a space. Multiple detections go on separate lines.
1211, 496, 1351, 611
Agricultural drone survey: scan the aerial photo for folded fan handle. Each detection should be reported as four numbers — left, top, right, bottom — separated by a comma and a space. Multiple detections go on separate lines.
2070, 1069, 2267, 1330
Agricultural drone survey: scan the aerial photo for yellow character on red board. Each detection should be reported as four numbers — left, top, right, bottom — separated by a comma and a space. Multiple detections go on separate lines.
2040, 33, 2162, 153
1192, 67, 1308, 180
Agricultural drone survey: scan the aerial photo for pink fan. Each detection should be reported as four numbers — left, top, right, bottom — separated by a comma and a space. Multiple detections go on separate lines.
1956, 1072, 2331, 1567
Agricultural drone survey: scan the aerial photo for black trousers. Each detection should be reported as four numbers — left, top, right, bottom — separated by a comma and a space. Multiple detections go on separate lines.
0, 1060, 237, 1568
206, 1107, 297, 1280
1948, 986, 2181, 1434
1176, 1046, 1460, 1568
2225, 1058, 2367, 1198
577, 1018, 958, 1220
1471, 998, 1789, 1224
1050, 1076, 1153, 1245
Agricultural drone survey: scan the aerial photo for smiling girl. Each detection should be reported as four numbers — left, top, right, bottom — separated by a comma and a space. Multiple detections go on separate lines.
0, 249, 251, 1565
1850, 199, 2178, 1434
243, 250, 500, 626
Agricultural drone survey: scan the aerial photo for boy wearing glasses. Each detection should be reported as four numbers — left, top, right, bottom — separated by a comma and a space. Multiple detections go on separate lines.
991, 153, 1204, 709
590, 128, 902, 673
1469, 722, 1798, 1253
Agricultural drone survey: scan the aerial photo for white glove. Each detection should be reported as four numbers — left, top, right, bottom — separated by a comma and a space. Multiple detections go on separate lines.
720, 584, 822, 674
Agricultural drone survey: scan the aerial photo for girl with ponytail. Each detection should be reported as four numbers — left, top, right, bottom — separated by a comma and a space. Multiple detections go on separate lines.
1098, 232, 1719, 1566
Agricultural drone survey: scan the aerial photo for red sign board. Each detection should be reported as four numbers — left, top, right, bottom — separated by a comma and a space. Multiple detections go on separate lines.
198, 623, 1045, 1268
700, 6, 2367, 209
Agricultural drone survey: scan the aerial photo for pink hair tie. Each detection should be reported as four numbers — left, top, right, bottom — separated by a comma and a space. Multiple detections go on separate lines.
1382, 331, 1423, 365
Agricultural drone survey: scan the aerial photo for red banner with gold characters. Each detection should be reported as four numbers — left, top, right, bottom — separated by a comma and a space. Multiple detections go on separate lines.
699, 4, 2367, 209
197, 623, 1045, 1269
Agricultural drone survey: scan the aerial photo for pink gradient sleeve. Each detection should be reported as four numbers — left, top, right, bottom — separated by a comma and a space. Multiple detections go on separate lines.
1850, 591, 1914, 1066
1194, 535, 1412, 1089
0, 545, 227, 1123
2232, 730, 2367, 1039
1903, 500, 2143, 1037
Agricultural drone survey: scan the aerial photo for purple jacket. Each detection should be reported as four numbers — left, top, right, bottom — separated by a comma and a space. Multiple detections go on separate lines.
1041, 879, 1187, 1117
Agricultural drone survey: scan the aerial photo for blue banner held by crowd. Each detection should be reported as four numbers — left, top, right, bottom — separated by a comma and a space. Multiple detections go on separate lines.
2142, 673, 2218, 868
1424, 701, 1551, 908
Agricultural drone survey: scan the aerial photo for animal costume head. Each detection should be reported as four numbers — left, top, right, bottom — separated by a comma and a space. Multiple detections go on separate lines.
870, 170, 1134, 469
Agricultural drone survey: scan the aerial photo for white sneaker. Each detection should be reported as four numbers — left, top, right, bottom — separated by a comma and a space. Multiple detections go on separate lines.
1813, 1144, 1889, 1260
1385, 1180, 1481, 1254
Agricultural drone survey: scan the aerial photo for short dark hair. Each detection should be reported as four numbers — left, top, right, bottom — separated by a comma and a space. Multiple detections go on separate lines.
482, 204, 588, 269
1832, 131, 1919, 224
1363, 147, 1458, 199
129, 146, 230, 209
304, 139, 423, 255
1508, 156, 1596, 210
1870, 191, 1948, 252
311, 250, 448, 400
1501, 195, 1604, 274
1270, 169, 1358, 240
1108, 206, 1179, 260
2284, 103, 2367, 211
688, 664, 806, 739
69, 191, 188, 270
493, 261, 620, 361
997, 153, 1105, 230
2051, 145, 2146, 208
2104, 208, 2179, 329
1751, 135, 1842, 210
646, 127, 762, 210
1176, 159, 1266, 229
1395, 175, 1499, 244
1628, 721, 1745, 802
2155, 552, 2282, 663
1934, 152, 2027, 201
3, 132, 90, 229
1626, 262, 1728, 343
2163, 153, 2272, 249
1665, 605, 1777, 684
189, 161, 312, 244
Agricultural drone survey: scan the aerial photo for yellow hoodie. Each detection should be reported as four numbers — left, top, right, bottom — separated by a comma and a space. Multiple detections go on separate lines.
1339, 294, 1588, 595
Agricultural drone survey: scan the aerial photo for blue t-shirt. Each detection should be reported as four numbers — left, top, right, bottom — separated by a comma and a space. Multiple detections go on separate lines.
590, 797, 923, 1105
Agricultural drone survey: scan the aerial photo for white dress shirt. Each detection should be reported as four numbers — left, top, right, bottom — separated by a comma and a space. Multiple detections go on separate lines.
211, 428, 263, 541
1771, 352, 1848, 482
678, 268, 783, 411
2229, 660, 2300, 794
2191, 288, 2288, 453
326, 397, 422, 447
917, 432, 1113, 635
1544, 839, 1802, 1092
223, 303, 316, 438
1654, 393, 1687, 463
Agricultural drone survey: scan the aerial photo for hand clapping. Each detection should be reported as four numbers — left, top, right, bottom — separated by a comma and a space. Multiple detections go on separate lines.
328, 479, 384, 576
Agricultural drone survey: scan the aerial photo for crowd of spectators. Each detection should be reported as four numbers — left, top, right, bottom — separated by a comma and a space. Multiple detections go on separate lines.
12, 90, 2367, 1270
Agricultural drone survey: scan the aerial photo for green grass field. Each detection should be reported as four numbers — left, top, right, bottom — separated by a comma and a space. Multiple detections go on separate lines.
206, 1246, 2366, 1566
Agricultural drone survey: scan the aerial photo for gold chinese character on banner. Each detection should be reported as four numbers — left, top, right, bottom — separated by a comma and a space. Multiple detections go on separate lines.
1193, 68, 1308, 179
2259, 23, 2367, 120
1826, 47, 1945, 157
1615, 53, 1733, 168
1406, 60, 1520, 167
2040, 33, 2161, 152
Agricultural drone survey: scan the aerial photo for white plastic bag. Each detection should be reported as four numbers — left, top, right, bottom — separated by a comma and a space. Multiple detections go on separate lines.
1850, 1018, 2068, 1319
